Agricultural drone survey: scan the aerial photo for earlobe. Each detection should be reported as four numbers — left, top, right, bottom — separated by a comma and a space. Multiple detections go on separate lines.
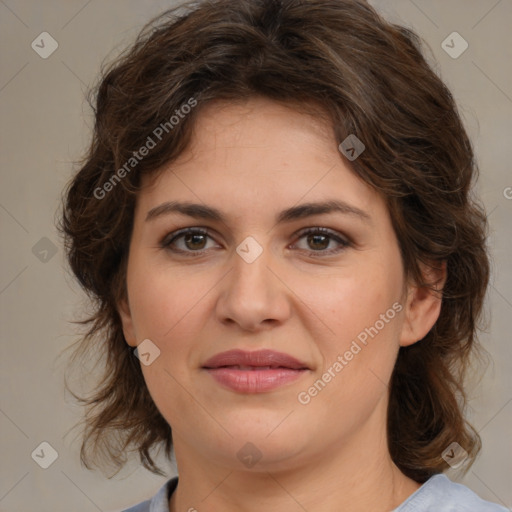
117, 296, 137, 347
399, 261, 447, 347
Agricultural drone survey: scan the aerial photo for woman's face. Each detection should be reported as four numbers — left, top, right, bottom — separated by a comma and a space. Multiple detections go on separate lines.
119, 97, 435, 472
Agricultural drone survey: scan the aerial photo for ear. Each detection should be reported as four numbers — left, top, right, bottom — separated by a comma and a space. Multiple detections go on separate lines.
400, 260, 447, 347
117, 296, 137, 347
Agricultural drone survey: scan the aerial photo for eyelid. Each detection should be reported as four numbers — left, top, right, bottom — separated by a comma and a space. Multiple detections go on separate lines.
293, 226, 350, 244
160, 226, 218, 248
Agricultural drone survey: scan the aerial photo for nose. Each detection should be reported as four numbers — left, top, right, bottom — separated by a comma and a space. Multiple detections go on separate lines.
215, 240, 291, 332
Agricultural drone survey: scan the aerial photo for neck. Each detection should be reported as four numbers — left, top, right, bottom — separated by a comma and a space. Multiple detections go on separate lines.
168, 403, 421, 512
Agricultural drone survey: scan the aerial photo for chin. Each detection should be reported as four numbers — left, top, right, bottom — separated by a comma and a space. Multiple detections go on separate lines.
222, 422, 313, 466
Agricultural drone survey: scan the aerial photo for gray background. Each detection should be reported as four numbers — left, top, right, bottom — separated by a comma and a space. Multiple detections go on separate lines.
0, 1, 510, 511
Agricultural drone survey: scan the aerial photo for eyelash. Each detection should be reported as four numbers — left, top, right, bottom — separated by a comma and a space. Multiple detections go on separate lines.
160, 226, 350, 258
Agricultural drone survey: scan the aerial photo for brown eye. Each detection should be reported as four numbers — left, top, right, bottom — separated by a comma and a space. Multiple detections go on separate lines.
161, 228, 219, 255
307, 233, 330, 251
293, 227, 350, 255
183, 232, 208, 250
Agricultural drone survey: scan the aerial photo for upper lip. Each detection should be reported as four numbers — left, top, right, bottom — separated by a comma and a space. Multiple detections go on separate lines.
202, 349, 309, 370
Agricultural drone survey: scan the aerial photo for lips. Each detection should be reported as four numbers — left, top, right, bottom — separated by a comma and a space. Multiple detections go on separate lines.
202, 349, 309, 370
202, 349, 310, 393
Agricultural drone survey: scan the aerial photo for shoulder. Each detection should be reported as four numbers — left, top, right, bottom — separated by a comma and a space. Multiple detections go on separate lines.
122, 477, 179, 512
394, 474, 508, 512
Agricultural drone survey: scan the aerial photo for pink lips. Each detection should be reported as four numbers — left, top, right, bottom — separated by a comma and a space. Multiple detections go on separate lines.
202, 349, 309, 393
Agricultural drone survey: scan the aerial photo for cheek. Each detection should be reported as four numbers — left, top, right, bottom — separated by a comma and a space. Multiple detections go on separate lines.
297, 277, 401, 432
299, 265, 401, 345
297, 256, 403, 395
127, 263, 214, 397
127, 260, 210, 341
128, 267, 208, 430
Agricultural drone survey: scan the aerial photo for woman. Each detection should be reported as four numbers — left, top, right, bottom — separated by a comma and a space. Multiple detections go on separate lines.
60, 0, 507, 510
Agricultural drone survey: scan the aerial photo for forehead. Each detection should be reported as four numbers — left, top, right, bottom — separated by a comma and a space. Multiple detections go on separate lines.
190, 97, 333, 150
136, 97, 384, 223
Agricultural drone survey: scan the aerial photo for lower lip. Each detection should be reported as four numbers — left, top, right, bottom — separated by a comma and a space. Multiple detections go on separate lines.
204, 367, 307, 393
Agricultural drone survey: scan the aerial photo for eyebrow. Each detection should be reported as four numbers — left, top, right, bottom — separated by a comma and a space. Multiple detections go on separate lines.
145, 199, 372, 224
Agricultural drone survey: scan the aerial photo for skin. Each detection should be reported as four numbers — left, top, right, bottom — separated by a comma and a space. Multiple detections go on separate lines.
118, 96, 446, 512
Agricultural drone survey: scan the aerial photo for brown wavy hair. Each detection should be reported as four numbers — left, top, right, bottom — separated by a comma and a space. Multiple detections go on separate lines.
59, 0, 490, 482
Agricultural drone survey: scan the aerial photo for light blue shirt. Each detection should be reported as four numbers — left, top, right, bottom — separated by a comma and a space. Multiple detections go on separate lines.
123, 473, 508, 511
